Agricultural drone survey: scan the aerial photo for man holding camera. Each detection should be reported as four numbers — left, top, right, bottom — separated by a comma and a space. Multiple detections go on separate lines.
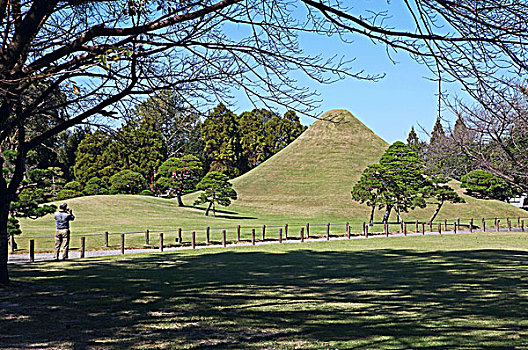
54, 202, 75, 260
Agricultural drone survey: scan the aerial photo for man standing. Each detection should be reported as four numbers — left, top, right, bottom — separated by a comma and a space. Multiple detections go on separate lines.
54, 202, 75, 260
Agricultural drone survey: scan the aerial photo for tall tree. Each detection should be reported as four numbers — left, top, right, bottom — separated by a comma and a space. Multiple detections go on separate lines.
201, 104, 244, 177
264, 110, 306, 158
134, 91, 199, 158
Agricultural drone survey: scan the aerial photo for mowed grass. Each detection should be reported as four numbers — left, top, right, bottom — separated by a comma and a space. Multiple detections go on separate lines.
15, 110, 527, 253
3, 233, 528, 349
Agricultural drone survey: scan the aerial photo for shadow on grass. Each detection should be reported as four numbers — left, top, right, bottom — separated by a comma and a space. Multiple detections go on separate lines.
3, 248, 528, 348
190, 205, 257, 220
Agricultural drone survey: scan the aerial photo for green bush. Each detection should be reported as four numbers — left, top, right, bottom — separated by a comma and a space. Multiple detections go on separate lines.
83, 177, 109, 196
64, 180, 83, 192
139, 189, 154, 196
109, 170, 146, 194
55, 188, 83, 200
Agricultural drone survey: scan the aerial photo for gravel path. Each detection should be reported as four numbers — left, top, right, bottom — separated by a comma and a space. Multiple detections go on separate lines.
7, 227, 516, 264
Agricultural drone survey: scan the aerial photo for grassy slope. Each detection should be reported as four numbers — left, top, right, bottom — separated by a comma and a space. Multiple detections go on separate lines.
18, 110, 526, 243
4, 233, 528, 349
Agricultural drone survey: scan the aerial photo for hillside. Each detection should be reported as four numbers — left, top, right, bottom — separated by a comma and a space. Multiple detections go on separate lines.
231, 109, 388, 219
18, 109, 527, 239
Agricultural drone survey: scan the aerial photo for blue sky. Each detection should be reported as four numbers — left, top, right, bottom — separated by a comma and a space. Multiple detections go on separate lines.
231, 2, 467, 144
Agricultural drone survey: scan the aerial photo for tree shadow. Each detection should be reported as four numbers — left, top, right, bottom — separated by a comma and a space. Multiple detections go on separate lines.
3, 248, 528, 348
189, 205, 257, 220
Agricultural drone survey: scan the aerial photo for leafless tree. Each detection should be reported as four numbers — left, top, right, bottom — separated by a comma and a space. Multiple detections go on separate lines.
2, 0, 528, 284
448, 84, 528, 192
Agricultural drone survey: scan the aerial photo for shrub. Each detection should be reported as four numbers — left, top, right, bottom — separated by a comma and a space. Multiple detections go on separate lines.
109, 170, 146, 194
139, 189, 154, 196
63, 180, 83, 192
83, 177, 109, 196
55, 188, 83, 200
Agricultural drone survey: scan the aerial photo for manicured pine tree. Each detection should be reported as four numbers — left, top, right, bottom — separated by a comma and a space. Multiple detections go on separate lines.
194, 171, 237, 216
155, 155, 203, 206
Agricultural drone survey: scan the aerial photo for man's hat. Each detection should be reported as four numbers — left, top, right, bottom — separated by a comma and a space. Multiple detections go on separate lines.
59, 202, 68, 210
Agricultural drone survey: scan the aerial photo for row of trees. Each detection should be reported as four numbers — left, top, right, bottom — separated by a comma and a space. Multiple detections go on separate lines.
351, 142, 464, 224
407, 111, 522, 202
70, 99, 305, 195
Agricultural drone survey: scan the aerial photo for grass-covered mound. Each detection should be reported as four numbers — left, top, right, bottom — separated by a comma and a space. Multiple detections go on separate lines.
18, 110, 526, 243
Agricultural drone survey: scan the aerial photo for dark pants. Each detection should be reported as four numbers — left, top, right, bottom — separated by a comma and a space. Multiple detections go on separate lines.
54, 229, 70, 260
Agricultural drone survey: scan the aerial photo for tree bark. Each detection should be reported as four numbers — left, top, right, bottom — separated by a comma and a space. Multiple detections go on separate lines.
369, 206, 375, 224
176, 194, 184, 207
393, 206, 403, 223
427, 202, 443, 225
205, 202, 212, 216
382, 205, 392, 224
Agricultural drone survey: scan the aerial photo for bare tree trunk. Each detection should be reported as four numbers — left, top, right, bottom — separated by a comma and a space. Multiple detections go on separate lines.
427, 203, 443, 225
205, 202, 212, 216
0, 202, 9, 285
176, 194, 184, 207
382, 205, 392, 224
369, 206, 375, 224
393, 206, 403, 223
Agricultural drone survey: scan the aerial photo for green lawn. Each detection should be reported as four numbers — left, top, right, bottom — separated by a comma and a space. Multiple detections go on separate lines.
3, 232, 528, 349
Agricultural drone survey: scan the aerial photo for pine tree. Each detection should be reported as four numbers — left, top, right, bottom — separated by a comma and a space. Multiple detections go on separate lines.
194, 171, 237, 216
155, 155, 203, 206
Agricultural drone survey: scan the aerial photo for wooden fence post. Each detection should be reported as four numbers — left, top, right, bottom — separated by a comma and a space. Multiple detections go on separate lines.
279, 228, 283, 243
415, 220, 419, 233
159, 233, 164, 252
522, 220, 525, 232
237, 225, 241, 241
206, 227, 210, 244
145, 229, 149, 245
29, 240, 34, 262
9, 234, 14, 253
121, 234, 125, 254
347, 222, 350, 239
454, 222, 457, 234
326, 222, 330, 240
438, 223, 442, 235
285, 224, 288, 240
362, 222, 366, 236
192, 232, 196, 249
300, 227, 304, 242
518, 217, 521, 227
457, 218, 460, 227
482, 218, 486, 232
306, 223, 310, 238
421, 223, 425, 235
104, 231, 109, 247
404, 223, 407, 236
470, 218, 473, 233
252, 229, 255, 245
80, 237, 85, 258
385, 222, 389, 237
222, 230, 226, 247
178, 228, 182, 243
444, 219, 448, 231
496, 219, 500, 232
507, 218, 511, 231
262, 225, 266, 241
